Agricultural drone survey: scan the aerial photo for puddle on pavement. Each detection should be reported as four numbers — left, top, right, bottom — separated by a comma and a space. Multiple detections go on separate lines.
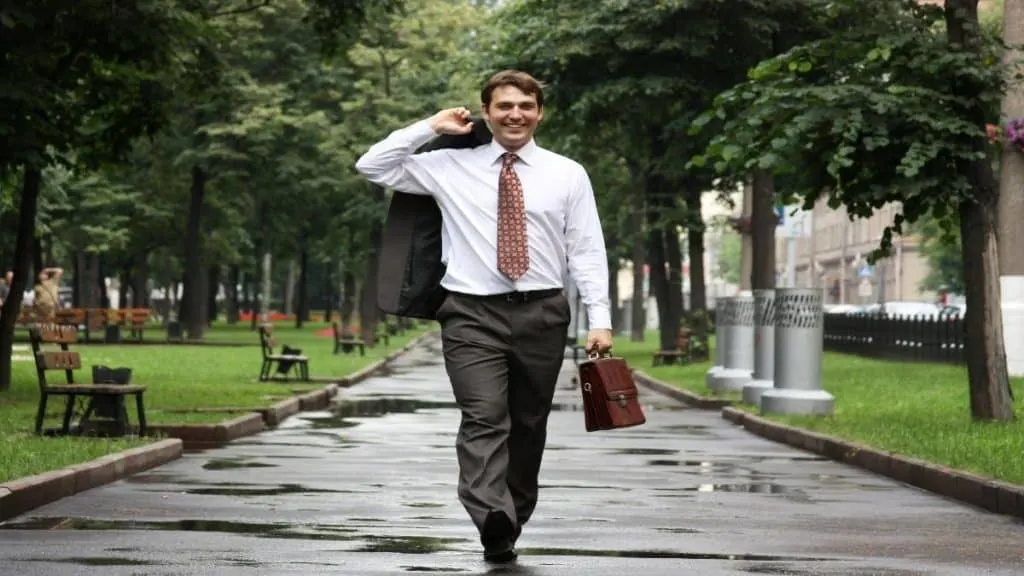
612, 448, 679, 456
182, 483, 355, 496
306, 398, 461, 430
2, 518, 366, 541
202, 459, 278, 471
404, 502, 445, 508
518, 548, 834, 562
403, 567, 469, 573
312, 396, 669, 431
15, 557, 157, 566
654, 527, 703, 534
660, 424, 714, 432
357, 535, 464, 554
740, 565, 919, 576
654, 482, 800, 495
540, 484, 628, 491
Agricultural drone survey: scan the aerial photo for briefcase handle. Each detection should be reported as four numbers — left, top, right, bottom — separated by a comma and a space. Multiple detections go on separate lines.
588, 350, 612, 360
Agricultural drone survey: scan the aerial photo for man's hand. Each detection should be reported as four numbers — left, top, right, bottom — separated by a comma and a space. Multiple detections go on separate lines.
429, 107, 474, 135
585, 329, 613, 355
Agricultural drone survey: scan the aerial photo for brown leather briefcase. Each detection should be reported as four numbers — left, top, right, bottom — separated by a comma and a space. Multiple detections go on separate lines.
578, 353, 647, 432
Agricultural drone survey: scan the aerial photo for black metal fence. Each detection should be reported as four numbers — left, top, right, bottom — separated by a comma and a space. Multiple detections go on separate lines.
823, 313, 965, 364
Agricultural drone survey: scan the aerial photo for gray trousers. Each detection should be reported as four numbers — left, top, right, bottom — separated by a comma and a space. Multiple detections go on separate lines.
436, 290, 571, 537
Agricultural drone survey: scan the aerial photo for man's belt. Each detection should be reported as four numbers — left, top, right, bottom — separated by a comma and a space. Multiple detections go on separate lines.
454, 288, 563, 304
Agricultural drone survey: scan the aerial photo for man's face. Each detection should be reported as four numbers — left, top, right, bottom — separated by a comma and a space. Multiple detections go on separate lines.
482, 85, 543, 152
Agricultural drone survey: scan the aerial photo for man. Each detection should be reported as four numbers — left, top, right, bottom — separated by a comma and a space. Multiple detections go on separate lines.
355, 69, 613, 563
34, 267, 63, 321
0, 271, 11, 307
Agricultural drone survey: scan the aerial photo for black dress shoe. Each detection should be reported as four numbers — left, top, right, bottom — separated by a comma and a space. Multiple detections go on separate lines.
480, 511, 518, 563
483, 540, 518, 563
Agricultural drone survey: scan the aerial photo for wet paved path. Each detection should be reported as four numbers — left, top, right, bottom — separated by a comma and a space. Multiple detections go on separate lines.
2, 333, 1023, 575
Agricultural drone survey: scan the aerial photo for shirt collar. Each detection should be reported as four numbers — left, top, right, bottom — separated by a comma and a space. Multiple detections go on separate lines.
486, 138, 538, 166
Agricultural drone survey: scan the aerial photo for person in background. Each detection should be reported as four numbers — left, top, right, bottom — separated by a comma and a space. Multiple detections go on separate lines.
0, 271, 11, 307
34, 267, 63, 321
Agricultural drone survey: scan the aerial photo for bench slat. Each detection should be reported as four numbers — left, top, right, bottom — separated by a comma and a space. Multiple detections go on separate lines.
35, 325, 77, 344
38, 351, 81, 370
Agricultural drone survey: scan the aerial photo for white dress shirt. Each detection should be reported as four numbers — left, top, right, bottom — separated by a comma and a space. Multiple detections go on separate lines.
355, 118, 611, 330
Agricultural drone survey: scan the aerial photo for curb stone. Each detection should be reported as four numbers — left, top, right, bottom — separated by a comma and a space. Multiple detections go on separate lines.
147, 413, 266, 450
721, 406, 1024, 521
0, 438, 183, 522
633, 370, 734, 410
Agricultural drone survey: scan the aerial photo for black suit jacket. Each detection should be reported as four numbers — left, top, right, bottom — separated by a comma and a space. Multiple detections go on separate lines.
376, 119, 493, 320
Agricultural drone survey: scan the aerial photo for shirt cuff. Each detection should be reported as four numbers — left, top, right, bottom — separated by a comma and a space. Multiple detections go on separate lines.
411, 118, 439, 140
587, 305, 612, 331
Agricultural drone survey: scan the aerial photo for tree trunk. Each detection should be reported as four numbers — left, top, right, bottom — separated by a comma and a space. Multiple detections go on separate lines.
341, 267, 356, 330
739, 176, 754, 290
226, 265, 240, 324
684, 181, 709, 359
947, 0, 1015, 420
132, 256, 149, 308
261, 251, 272, 324
0, 167, 42, 390
665, 219, 684, 348
182, 165, 206, 340
32, 236, 43, 283
118, 264, 130, 309
750, 169, 777, 290
630, 183, 647, 341
85, 254, 100, 308
295, 248, 309, 328
648, 227, 673, 352
71, 251, 83, 308
242, 274, 252, 315
360, 193, 384, 346
323, 258, 335, 324
206, 265, 219, 325
97, 256, 110, 308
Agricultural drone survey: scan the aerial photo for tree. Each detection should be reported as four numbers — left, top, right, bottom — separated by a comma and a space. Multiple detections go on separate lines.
693, 0, 1014, 420
0, 0, 198, 389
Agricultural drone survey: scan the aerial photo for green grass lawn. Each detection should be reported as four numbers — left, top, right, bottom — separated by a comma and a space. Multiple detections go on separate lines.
618, 331, 1024, 485
0, 320, 434, 483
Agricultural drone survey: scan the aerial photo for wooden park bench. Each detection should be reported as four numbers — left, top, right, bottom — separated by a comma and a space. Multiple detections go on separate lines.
652, 328, 696, 366
331, 322, 366, 356
652, 349, 686, 366
258, 324, 310, 381
119, 308, 151, 342
29, 324, 147, 436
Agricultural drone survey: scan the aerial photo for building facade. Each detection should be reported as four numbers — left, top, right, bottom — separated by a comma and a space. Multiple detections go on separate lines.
774, 198, 936, 305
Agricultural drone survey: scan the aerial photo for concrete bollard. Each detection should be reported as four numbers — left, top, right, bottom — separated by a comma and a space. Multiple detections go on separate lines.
742, 289, 775, 406
760, 287, 834, 415
705, 298, 728, 388
708, 292, 754, 393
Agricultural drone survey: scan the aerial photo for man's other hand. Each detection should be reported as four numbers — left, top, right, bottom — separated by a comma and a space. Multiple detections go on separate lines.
585, 329, 613, 355
430, 107, 474, 135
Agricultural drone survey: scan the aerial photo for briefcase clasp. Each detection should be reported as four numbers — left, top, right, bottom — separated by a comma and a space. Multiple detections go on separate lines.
617, 393, 628, 408
582, 381, 592, 393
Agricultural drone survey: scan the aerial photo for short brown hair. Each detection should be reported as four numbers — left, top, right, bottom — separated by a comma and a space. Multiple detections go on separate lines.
481, 70, 545, 109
